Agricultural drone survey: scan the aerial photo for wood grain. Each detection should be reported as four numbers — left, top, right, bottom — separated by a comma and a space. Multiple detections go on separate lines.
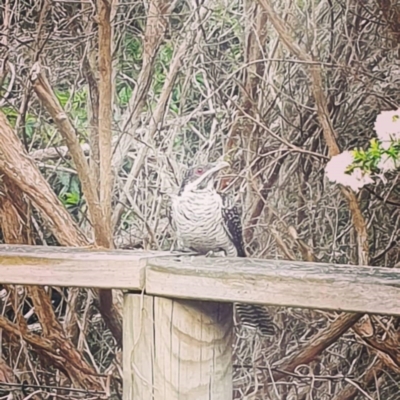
0, 245, 170, 289
124, 294, 233, 400
1, 246, 399, 316
146, 256, 400, 316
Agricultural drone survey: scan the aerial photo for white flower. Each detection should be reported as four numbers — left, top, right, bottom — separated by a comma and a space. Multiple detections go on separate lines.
325, 151, 373, 192
325, 151, 354, 182
374, 109, 400, 149
377, 154, 398, 172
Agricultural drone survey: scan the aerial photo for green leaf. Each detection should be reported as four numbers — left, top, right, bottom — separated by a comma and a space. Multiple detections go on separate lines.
55, 90, 70, 107
62, 192, 80, 206
118, 85, 133, 106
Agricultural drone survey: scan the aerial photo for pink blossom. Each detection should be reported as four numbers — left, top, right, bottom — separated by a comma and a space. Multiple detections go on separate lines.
374, 109, 400, 149
325, 151, 373, 192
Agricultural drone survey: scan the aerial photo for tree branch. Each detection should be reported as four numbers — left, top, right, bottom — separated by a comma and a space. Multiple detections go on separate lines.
112, 0, 173, 174
272, 313, 362, 379
112, 0, 211, 228
97, 0, 113, 243
30, 64, 108, 245
256, 0, 369, 265
0, 111, 88, 246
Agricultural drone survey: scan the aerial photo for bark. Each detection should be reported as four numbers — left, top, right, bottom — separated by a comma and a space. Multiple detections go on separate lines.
256, 0, 368, 264
354, 323, 400, 371
0, 173, 102, 390
0, 316, 102, 389
0, 176, 30, 245
29, 65, 122, 345
272, 313, 363, 379
96, 0, 122, 345
225, 2, 277, 247
0, 111, 88, 246
30, 64, 107, 246
376, 0, 400, 44
97, 0, 113, 243
81, 0, 101, 188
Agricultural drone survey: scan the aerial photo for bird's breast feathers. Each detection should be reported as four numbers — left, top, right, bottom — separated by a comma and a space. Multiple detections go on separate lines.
171, 190, 237, 254
171, 190, 223, 228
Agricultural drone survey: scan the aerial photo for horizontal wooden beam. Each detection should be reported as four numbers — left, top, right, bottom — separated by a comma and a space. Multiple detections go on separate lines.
0, 244, 170, 290
1, 245, 400, 315
146, 256, 400, 316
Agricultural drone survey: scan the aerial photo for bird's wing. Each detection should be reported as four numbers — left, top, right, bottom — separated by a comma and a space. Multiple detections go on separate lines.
221, 193, 247, 257
221, 195, 276, 334
235, 303, 277, 336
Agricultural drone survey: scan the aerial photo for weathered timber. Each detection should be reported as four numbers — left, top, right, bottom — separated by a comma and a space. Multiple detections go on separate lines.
1, 245, 400, 315
2, 245, 400, 398
0, 244, 169, 289
123, 294, 233, 400
146, 256, 400, 316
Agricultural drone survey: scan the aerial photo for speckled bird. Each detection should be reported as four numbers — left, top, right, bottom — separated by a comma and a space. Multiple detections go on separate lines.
170, 161, 276, 336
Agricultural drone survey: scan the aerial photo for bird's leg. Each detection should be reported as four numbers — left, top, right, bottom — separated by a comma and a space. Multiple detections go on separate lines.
170, 241, 194, 254
171, 248, 194, 254
205, 250, 226, 258
170, 243, 200, 257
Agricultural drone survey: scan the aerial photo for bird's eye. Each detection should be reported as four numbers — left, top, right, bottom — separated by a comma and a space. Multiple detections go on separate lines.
196, 167, 204, 174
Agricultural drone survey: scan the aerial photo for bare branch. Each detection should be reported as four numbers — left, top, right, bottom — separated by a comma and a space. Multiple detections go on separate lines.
256, 0, 369, 265
0, 111, 88, 246
112, 0, 212, 228
30, 64, 108, 244
112, 0, 174, 173
97, 0, 113, 244
273, 313, 362, 378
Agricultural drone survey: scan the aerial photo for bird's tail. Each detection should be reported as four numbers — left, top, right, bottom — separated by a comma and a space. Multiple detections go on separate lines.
234, 303, 276, 336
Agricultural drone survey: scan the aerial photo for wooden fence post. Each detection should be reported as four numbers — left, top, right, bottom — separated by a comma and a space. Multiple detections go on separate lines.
123, 294, 233, 400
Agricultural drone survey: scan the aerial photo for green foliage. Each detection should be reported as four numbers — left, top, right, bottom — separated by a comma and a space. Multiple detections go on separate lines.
126, 36, 143, 63
115, 36, 143, 107
351, 138, 400, 173
2, 107, 19, 127
170, 85, 181, 113
173, 135, 183, 148
2, 107, 37, 138
351, 145, 378, 172
54, 88, 88, 132
57, 173, 81, 210
54, 89, 70, 107
61, 191, 81, 208
25, 114, 37, 138
209, 3, 243, 63
195, 73, 204, 86
153, 42, 174, 95
117, 85, 133, 107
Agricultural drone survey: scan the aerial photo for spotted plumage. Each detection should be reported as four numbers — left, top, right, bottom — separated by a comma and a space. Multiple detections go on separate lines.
171, 161, 243, 256
170, 161, 276, 336
221, 197, 246, 257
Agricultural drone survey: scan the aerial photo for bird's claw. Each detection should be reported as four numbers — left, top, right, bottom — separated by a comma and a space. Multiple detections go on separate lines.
170, 248, 199, 256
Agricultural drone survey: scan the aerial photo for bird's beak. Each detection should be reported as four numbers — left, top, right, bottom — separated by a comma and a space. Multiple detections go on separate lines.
185, 161, 230, 192
200, 160, 230, 185
210, 161, 230, 174
202, 161, 230, 180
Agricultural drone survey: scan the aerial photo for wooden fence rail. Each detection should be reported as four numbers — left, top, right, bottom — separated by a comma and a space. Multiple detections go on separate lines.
0, 244, 399, 399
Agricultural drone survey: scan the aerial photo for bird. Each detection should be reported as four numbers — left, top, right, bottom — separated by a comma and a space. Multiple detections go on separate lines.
170, 160, 276, 336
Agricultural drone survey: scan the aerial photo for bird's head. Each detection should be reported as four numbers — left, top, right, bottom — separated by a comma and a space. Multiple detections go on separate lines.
179, 161, 230, 194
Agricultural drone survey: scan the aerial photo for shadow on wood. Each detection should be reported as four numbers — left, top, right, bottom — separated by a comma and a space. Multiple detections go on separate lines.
123, 294, 233, 400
